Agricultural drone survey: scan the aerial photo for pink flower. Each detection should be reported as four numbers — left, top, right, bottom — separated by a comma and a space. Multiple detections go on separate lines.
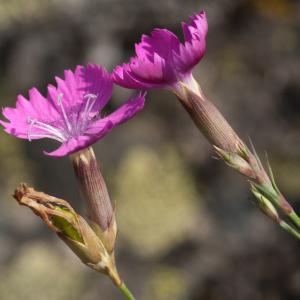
112, 11, 207, 93
1, 64, 145, 157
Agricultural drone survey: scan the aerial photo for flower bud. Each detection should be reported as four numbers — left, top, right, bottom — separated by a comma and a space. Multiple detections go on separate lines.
251, 184, 280, 224
13, 183, 122, 287
213, 146, 256, 179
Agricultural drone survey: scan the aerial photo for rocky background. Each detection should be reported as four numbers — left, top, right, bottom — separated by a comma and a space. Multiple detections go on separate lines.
0, 0, 300, 299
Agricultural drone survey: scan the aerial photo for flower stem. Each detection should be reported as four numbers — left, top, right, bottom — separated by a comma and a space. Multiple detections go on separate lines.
119, 283, 137, 300
179, 85, 300, 240
288, 210, 300, 230
280, 220, 300, 240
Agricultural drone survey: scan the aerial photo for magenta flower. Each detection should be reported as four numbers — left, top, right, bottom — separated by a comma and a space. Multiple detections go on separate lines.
0, 64, 145, 157
112, 11, 207, 93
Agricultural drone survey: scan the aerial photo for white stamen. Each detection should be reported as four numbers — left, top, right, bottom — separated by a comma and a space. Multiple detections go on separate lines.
77, 93, 98, 132
27, 117, 65, 143
27, 133, 65, 142
57, 93, 73, 133
27, 118, 35, 142
83, 93, 97, 118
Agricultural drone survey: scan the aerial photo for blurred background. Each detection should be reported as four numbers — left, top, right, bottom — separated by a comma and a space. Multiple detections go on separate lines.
0, 0, 300, 299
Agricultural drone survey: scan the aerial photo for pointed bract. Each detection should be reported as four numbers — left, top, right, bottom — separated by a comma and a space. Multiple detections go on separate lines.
112, 11, 207, 90
0, 64, 145, 157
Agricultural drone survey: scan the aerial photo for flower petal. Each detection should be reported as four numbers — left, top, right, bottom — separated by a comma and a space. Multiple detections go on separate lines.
44, 137, 90, 157
137, 29, 180, 64
0, 92, 60, 140
174, 38, 206, 74
43, 122, 113, 157
85, 93, 146, 136
177, 11, 207, 72
55, 64, 113, 114
113, 10, 208, 90
181, 11, 208, 43
113, 64, 164, 89
28, 88, 60, 121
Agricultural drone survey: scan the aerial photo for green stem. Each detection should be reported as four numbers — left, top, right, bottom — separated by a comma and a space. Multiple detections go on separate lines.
119, 283, 136, 300
288, 211, 300, 230
280, 220, 300, 240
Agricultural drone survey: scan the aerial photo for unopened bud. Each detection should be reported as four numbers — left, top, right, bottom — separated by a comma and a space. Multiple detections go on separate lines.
214, 146, 256, 179
13, 183, 122, 287
236, 143, 250, 161
71, 147, 117, 253
251, 184, 280, 224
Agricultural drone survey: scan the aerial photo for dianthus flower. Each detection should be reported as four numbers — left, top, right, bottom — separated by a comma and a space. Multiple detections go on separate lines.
1, 64, 145, 157
112, 11, 207, 95
113, 9, 300, 240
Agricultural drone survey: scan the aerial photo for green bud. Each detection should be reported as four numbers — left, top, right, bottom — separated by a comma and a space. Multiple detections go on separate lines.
251, 184, 280, 224
13, 183, 122, 287
213, 146, 256, 179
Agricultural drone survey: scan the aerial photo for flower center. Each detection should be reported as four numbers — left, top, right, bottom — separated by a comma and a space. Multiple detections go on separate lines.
79, 93, 98, 132
26, 93, 98, 143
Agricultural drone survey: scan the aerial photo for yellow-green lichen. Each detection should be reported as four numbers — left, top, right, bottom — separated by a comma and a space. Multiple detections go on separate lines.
113, 145, 200, 258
